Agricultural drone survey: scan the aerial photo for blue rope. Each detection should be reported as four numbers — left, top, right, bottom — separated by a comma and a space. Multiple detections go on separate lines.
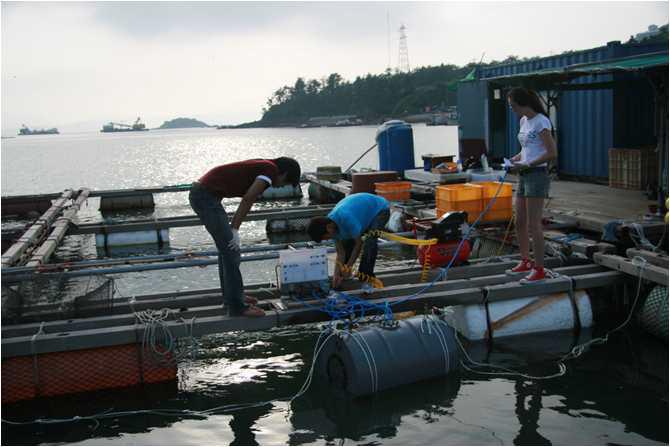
550, 233, 582, 243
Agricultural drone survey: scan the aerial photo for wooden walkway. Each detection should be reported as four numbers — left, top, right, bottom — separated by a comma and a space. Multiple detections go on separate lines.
1, 256, 623, 358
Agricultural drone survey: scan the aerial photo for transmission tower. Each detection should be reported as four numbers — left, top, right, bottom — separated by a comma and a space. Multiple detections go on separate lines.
398, 24, 410, 73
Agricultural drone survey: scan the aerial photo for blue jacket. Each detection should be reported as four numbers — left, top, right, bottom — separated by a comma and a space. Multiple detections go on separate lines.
328, 193, 389, 240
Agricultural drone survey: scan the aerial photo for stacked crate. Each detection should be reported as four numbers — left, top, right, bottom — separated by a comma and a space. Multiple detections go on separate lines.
475, 181, 514, 222
435, 184, 483, 224
374, 181, 412, 201
608, 147, 657, 190
435, 182, 514, 224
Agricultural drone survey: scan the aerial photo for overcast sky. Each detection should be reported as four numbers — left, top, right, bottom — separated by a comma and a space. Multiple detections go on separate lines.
1, 1, 667, 133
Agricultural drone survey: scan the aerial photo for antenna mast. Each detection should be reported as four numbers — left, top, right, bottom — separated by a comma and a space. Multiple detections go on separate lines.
387, 11, 391, 71
398, 24, 410, 73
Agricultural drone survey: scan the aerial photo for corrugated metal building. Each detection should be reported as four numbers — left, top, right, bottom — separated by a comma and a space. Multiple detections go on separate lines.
457, 40, 668, 188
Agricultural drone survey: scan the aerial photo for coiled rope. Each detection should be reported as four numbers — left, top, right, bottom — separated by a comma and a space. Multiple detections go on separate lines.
129, 298, 198, 366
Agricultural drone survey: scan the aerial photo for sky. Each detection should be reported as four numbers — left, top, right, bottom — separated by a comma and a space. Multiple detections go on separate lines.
1, 1, 668, 133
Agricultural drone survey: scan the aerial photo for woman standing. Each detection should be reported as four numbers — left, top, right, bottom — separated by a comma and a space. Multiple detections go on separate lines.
506, 87, 558, 283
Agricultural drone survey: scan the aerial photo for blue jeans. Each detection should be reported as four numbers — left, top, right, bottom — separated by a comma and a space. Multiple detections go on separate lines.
342, 210, 390, 277
517, 168, 550, 198
189, 183, 247, 316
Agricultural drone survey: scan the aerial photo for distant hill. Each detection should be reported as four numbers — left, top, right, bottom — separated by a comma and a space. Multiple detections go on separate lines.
253, 24, 668, 128
158, 117, 211, 129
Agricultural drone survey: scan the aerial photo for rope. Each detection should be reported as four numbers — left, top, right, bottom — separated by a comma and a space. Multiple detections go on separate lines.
347, 330, 379, 394
337, 261, 384, 289
452, 324, 567, 380
424, 316, 451, 374
496, 214, 516, 256
364, 230, 437, 246
129, 298, 198, 366
629, 222, 667, 253
560, 256, 650, 362
287, 328, 338, 408
420, 247, 432, 282
30, 322, 46, 397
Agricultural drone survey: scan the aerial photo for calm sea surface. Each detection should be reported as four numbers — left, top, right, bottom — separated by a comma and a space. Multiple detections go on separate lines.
1, 126, 667, 445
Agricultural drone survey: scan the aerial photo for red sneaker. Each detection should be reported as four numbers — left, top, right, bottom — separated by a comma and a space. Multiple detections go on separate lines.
520, 268, 546, 284
244, 295, 258, 305
506, 259, 533, 275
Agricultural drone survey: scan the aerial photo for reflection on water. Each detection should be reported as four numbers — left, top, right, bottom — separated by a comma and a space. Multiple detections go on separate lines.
2, 324, 667, 445
1, 126, 459, 196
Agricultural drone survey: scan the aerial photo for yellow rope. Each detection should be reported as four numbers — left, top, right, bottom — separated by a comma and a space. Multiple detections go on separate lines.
420, 247, 432, 282
364, 230, 438, 246
337, 261, 384, 289
363, 230, 438, 283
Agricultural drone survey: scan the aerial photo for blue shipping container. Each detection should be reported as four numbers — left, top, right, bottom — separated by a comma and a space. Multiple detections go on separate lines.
460, 40, 666, 179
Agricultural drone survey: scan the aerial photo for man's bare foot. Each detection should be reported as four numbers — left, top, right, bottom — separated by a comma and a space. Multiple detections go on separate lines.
241, 305, 265, 317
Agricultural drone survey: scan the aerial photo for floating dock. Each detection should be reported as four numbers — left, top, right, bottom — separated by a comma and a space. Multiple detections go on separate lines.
1, 173, 667, 403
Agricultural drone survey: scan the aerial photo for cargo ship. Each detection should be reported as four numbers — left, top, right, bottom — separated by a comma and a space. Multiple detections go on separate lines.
18, 125, 59, 135
101, 117, 149, 132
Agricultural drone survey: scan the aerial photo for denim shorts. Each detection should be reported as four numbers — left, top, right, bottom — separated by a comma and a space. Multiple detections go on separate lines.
517, 168, 550, 198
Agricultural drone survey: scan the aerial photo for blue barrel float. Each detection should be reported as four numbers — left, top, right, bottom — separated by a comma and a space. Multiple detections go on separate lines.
316, 315, 460, 397
376, 120, 416, 176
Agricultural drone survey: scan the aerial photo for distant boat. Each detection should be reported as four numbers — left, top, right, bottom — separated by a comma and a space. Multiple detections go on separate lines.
18, 125, 59, 135
101, 117, 149, 133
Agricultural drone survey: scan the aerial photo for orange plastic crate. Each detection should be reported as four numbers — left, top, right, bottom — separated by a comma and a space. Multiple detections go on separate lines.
435, 183, 483, 202
471, 181, 513, 211
437, 204, 482, 223
375, 181, 411, 201
435, 184, 483, 223
481, 208, 513, 223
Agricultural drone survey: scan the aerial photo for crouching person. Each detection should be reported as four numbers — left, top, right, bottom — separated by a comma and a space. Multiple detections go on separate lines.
190, 157, 301, 317
307, 193, 390, 289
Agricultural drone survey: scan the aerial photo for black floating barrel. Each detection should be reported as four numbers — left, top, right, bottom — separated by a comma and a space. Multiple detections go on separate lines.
317, 316, 460, 397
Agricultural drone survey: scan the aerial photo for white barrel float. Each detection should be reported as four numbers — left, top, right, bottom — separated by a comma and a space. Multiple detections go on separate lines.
95, 229, 169, 247
445, 290, 593, 341
261, 184, 303, 200
316, 315, 460, 397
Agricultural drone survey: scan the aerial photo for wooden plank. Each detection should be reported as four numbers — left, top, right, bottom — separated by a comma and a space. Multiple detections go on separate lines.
304, 174, 352, 195
27, 189, 90, 267
69, 205, 336, 235
3, 267, 619, 358
2, 287, 487, 358
2, 264, 606, 339
544, 230, 616, 258
488, 293, 566, 333
1, 190, 74, 267
573, 271, 624, 289
5, 256, 575, 323
625, 248, 669, 269
2, 263, 428, 320
593, 253, 668, 286
485, 277, 572, 301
